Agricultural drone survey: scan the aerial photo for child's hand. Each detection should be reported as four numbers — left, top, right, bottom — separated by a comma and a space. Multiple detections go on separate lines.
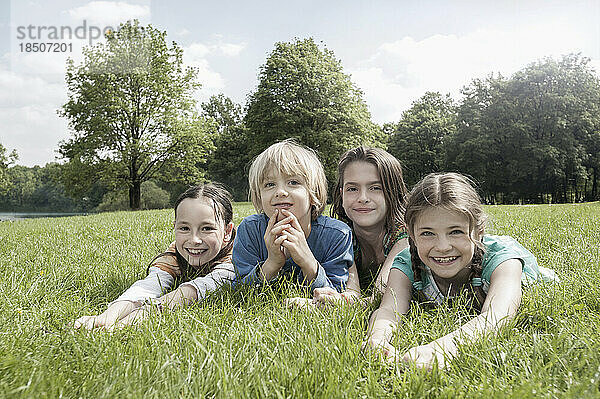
313, 287, 359, 306
73, 301, 138, 330
276, 209, 318, 278
73, 314, 106, 330
362, 336, 398, 361
401, 343, 447, 370
313, 287, 342, 304
263, 209, 287, 266
284, 296, 317, 309
110, 305, 155, 330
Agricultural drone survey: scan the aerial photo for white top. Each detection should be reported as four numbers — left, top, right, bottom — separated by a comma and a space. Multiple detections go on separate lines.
112, 263, 235, 305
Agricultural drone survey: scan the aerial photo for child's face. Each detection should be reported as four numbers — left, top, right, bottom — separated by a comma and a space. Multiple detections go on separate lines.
341, 161, 387, 229
411, 207, 480, 281
260, 171, 312, 223
174, 197, 232, 267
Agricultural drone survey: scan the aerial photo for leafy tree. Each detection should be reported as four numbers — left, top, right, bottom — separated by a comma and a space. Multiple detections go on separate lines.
0, 144, 18, 193
1, 165, 40, 208
59, 20, 211, 210
448, 54, 600, 203
201, 95, 250, 200
96, 180, 170, 212
244, 38, 384, 188
445, 74, 511, 202
388, 92, 457, 186
201, 94, 243, 134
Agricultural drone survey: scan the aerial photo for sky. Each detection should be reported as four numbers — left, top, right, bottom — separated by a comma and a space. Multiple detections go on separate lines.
0, 0, 599, 167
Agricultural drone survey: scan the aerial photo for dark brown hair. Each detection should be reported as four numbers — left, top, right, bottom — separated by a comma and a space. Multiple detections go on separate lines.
331, 146, 408, 234
149, 183, 236, 281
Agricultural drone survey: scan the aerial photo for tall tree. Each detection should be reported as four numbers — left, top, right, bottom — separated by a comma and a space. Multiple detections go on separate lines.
0, 144, 18, 193
447, 54, 600, 203
202, 94, 250, 200
388, 92, 457, 186
445, 74, 512, 202
244, 38, 383, 187
58, 20, 211, 210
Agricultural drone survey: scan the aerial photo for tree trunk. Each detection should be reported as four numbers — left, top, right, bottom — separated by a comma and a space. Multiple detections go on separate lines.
129, 180, 141, 210
592, 167, 598, 200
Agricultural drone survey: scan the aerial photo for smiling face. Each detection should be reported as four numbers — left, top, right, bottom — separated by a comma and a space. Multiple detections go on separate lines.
174, 197, 232, 267
341, 161, 387, 230
260, 171, 313, 226
412, 206, 481, 282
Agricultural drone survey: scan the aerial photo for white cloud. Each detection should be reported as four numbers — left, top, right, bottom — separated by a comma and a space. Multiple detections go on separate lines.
182, 39, 247, 104
176, 28, 191, 37
217, 42, 246, 57
351, 25, 596, 124
0, 63, 68, 166
182, 44, 225, 104
349, 67, 422, 125
65, 1, 151, 27
186, 43, 211, 59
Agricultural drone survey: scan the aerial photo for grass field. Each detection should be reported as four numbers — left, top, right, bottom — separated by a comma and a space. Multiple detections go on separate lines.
0, 202, 599, 398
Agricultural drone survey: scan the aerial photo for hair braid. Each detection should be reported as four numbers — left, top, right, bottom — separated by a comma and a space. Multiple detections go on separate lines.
468, 245, 486, 311
408, 236, 428, 303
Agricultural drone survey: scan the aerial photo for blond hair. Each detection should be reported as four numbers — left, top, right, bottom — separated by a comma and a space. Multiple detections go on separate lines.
248, 139, 327, 220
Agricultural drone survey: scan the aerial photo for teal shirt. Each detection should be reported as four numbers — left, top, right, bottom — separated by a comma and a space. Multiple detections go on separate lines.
391, 235, 555, 304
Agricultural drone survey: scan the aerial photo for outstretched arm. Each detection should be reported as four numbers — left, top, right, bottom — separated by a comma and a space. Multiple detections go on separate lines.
363, 268, 412, 359
114, 264, 236, 328
402, 258, 523, 369
73, 266, 174, 330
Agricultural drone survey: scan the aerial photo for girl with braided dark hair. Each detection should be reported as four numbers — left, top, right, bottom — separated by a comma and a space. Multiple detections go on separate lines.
364, 172, 557, 370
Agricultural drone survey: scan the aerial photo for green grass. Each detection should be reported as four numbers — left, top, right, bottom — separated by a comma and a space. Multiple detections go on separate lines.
0, 202, 598, 398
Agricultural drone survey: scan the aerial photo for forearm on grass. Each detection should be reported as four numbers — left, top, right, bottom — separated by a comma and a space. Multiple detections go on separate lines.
366, 269, 412, 345
366, 305, 402, 344
98, 300, 141, 325
423, 259, 523, 359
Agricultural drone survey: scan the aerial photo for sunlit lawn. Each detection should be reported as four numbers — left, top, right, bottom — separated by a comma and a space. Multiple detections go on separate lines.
0, 202, 598, 398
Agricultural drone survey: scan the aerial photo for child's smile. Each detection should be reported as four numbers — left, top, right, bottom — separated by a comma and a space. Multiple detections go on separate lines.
412, 207, 480, 284
341, 161, 387, 230
174, 198, 230, 268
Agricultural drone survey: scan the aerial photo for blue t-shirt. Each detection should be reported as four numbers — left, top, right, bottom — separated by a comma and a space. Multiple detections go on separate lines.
391, 235, 555, 304
232, 213, 353, 292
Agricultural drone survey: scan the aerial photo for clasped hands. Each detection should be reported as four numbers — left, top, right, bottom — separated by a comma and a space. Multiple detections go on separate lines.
261, 209, 317, 281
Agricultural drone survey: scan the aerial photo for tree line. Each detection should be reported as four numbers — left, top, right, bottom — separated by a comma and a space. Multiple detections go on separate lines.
1, 21, 599, 212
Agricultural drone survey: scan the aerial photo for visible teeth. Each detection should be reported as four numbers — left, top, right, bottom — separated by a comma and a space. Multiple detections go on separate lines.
187, 249, 206, 255
433, 256, 458, 263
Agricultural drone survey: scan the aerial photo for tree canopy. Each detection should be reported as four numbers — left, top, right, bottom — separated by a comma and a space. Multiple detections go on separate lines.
244, 38, 384, 187
58, 20, 212, 210
447, 54, 600, 203
388, 92, 457, 187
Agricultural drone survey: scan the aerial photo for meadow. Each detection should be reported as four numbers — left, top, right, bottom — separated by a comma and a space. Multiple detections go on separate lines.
0, 202, 599, 398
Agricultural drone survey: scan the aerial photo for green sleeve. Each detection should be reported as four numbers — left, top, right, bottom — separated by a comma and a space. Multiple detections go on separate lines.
390, 247, 415, 284
481, 235, 540, 283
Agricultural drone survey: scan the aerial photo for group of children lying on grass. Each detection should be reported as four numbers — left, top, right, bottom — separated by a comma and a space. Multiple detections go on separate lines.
74, 140, 557, 370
